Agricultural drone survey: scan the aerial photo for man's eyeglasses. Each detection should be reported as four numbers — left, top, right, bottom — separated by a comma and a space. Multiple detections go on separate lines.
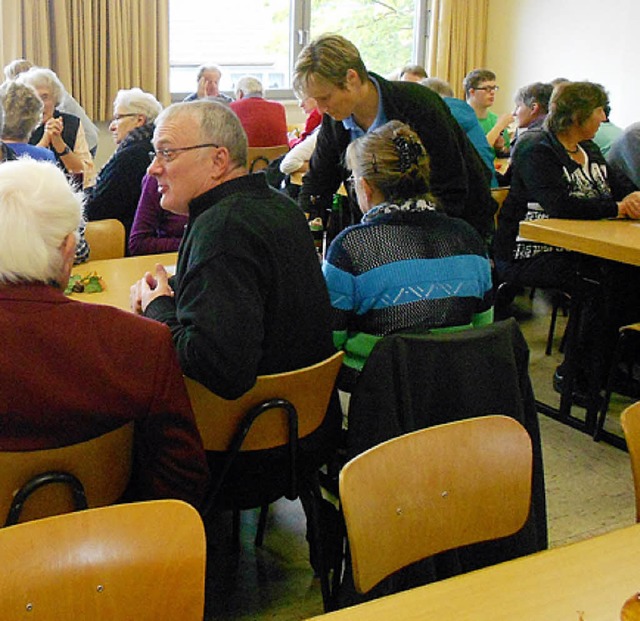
475, 85, 500, 92
148, 143, 220, 164
110, 113, 139, 124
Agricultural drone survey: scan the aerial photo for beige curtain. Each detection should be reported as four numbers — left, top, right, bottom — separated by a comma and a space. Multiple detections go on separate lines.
428, 0, 488, 99
0, 0, 169, 121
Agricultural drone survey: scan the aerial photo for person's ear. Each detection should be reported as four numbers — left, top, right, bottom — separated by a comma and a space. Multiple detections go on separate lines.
134, 114, 146, 128
345, 68, 360, 88
58, 232, 76, 286
210, 146, 231, 179
360, 177, 376, 205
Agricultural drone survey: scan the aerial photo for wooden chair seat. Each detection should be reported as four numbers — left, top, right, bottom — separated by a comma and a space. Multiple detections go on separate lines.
340, 415, 533, 594
84, 218, 126, 260
0, 422, 134, 526
0, 500, 205, 620
247, 144, 290, 172
184, 350, 343, 611
620, 401, 640, 521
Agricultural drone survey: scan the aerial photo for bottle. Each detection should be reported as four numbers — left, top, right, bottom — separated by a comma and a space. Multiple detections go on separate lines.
309, 217, 324, 258
326, 193, 343, 248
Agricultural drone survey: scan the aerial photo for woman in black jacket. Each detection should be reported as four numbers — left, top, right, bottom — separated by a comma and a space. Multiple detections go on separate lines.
83, 88, 162, 247
494, 81, 640, 399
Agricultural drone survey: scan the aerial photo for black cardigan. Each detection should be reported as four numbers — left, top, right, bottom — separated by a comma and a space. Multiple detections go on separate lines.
299, 72, 496, 242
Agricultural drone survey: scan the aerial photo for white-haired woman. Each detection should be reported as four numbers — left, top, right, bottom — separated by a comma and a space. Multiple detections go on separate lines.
84, 88, 162, 244
0, 159, 209, 506
17, 66, 94, 185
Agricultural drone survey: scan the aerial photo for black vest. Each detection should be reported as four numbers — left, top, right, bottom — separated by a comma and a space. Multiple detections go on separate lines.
29, 110, 81, 168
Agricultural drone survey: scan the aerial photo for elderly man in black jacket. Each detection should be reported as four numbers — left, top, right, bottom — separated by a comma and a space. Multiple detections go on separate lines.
293, 34, 496, 245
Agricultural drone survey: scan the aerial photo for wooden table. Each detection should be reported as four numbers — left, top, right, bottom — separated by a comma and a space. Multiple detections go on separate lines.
519, 218, 640, 267
69, 252, 177, 312
519, 218, 640, 443
308, 523, 640, 621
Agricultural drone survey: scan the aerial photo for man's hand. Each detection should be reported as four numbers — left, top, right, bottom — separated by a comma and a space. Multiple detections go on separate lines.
130, 263, 174, 314
196, 76, 207, 99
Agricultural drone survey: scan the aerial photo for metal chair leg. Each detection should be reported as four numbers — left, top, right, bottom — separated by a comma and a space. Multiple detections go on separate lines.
545, 302, 559, 356
255, 504, 269, 547
594, 331, 629, 441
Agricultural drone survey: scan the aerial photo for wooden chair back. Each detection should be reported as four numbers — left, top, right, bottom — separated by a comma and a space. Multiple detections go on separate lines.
247, 144, 290, 173
491, 186, 510, 226
0, 422, 134, 526
340, 415, 533, 594
0, 500, 205, 620
184, 351, 343, 452
85, 219, 126, 260
621, 401, 640, 521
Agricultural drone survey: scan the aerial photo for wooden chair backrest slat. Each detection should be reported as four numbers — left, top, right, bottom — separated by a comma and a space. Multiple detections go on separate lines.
340, 415, 533, 594
0, 422, 134, 525
621, 402, 640, 521
491, 186, 510, 226
85, 219, 126, 261
185, 351, 343, 452
247, 144, 290, 172
0, 500, 205, 620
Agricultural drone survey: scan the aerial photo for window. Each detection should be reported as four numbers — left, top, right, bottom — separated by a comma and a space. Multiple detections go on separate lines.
169, 0, 431, 98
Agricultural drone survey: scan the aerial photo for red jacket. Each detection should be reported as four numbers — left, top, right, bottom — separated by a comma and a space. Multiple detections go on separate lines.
231, 96, 288, 147
0, 283, 209, 508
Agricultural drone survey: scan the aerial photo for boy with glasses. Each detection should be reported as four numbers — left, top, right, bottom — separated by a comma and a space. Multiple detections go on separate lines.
464, 68, 512, 157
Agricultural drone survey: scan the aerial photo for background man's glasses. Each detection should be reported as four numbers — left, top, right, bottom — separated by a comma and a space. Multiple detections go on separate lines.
475, 85, 500, 92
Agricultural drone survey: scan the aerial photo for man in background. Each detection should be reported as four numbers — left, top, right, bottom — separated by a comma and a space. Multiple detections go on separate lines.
183, 63, 233, 103
230, 76, 288, 147
464, 68, 512, 157
399, 64, 428, 82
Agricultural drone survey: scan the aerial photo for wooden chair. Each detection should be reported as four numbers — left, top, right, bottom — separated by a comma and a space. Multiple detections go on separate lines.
491, 185, 509, 227
620, 401, 640, 521
84, 218, 126, 260
247, 144, 290, 172
0, 422, 134, 526
595, 323, 640, 442
184, 350, 344, 610
340, 415, 533, 594
0, 499, 205, 620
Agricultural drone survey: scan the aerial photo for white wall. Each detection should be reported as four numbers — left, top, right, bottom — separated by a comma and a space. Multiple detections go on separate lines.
486, 0, 640, 128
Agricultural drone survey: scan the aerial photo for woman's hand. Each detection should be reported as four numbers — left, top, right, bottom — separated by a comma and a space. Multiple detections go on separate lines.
618, 191, 640, 219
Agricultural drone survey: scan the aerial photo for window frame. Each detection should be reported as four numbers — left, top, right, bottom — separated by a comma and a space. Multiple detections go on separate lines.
169, 0, 432, 101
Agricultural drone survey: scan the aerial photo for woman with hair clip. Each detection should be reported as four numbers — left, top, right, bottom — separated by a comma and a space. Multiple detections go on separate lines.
323, 120, 494, 394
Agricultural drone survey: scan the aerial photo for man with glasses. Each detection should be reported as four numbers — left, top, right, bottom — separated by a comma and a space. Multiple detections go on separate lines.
130, 100, 339, 506
293, 34, 496, 245
463, 68, 512, 157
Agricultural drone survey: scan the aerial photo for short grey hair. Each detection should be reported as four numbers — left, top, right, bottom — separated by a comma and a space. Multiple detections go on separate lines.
16, 67, 65, 107
420, 77, 454, 98
0, 81, 44, 141
155, 100, 248, 167
196, 65, 222, 81
113, 88, 163, 123
0, 159, 82, 284
235, 76, 263, 98
3, 58, 32, 81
